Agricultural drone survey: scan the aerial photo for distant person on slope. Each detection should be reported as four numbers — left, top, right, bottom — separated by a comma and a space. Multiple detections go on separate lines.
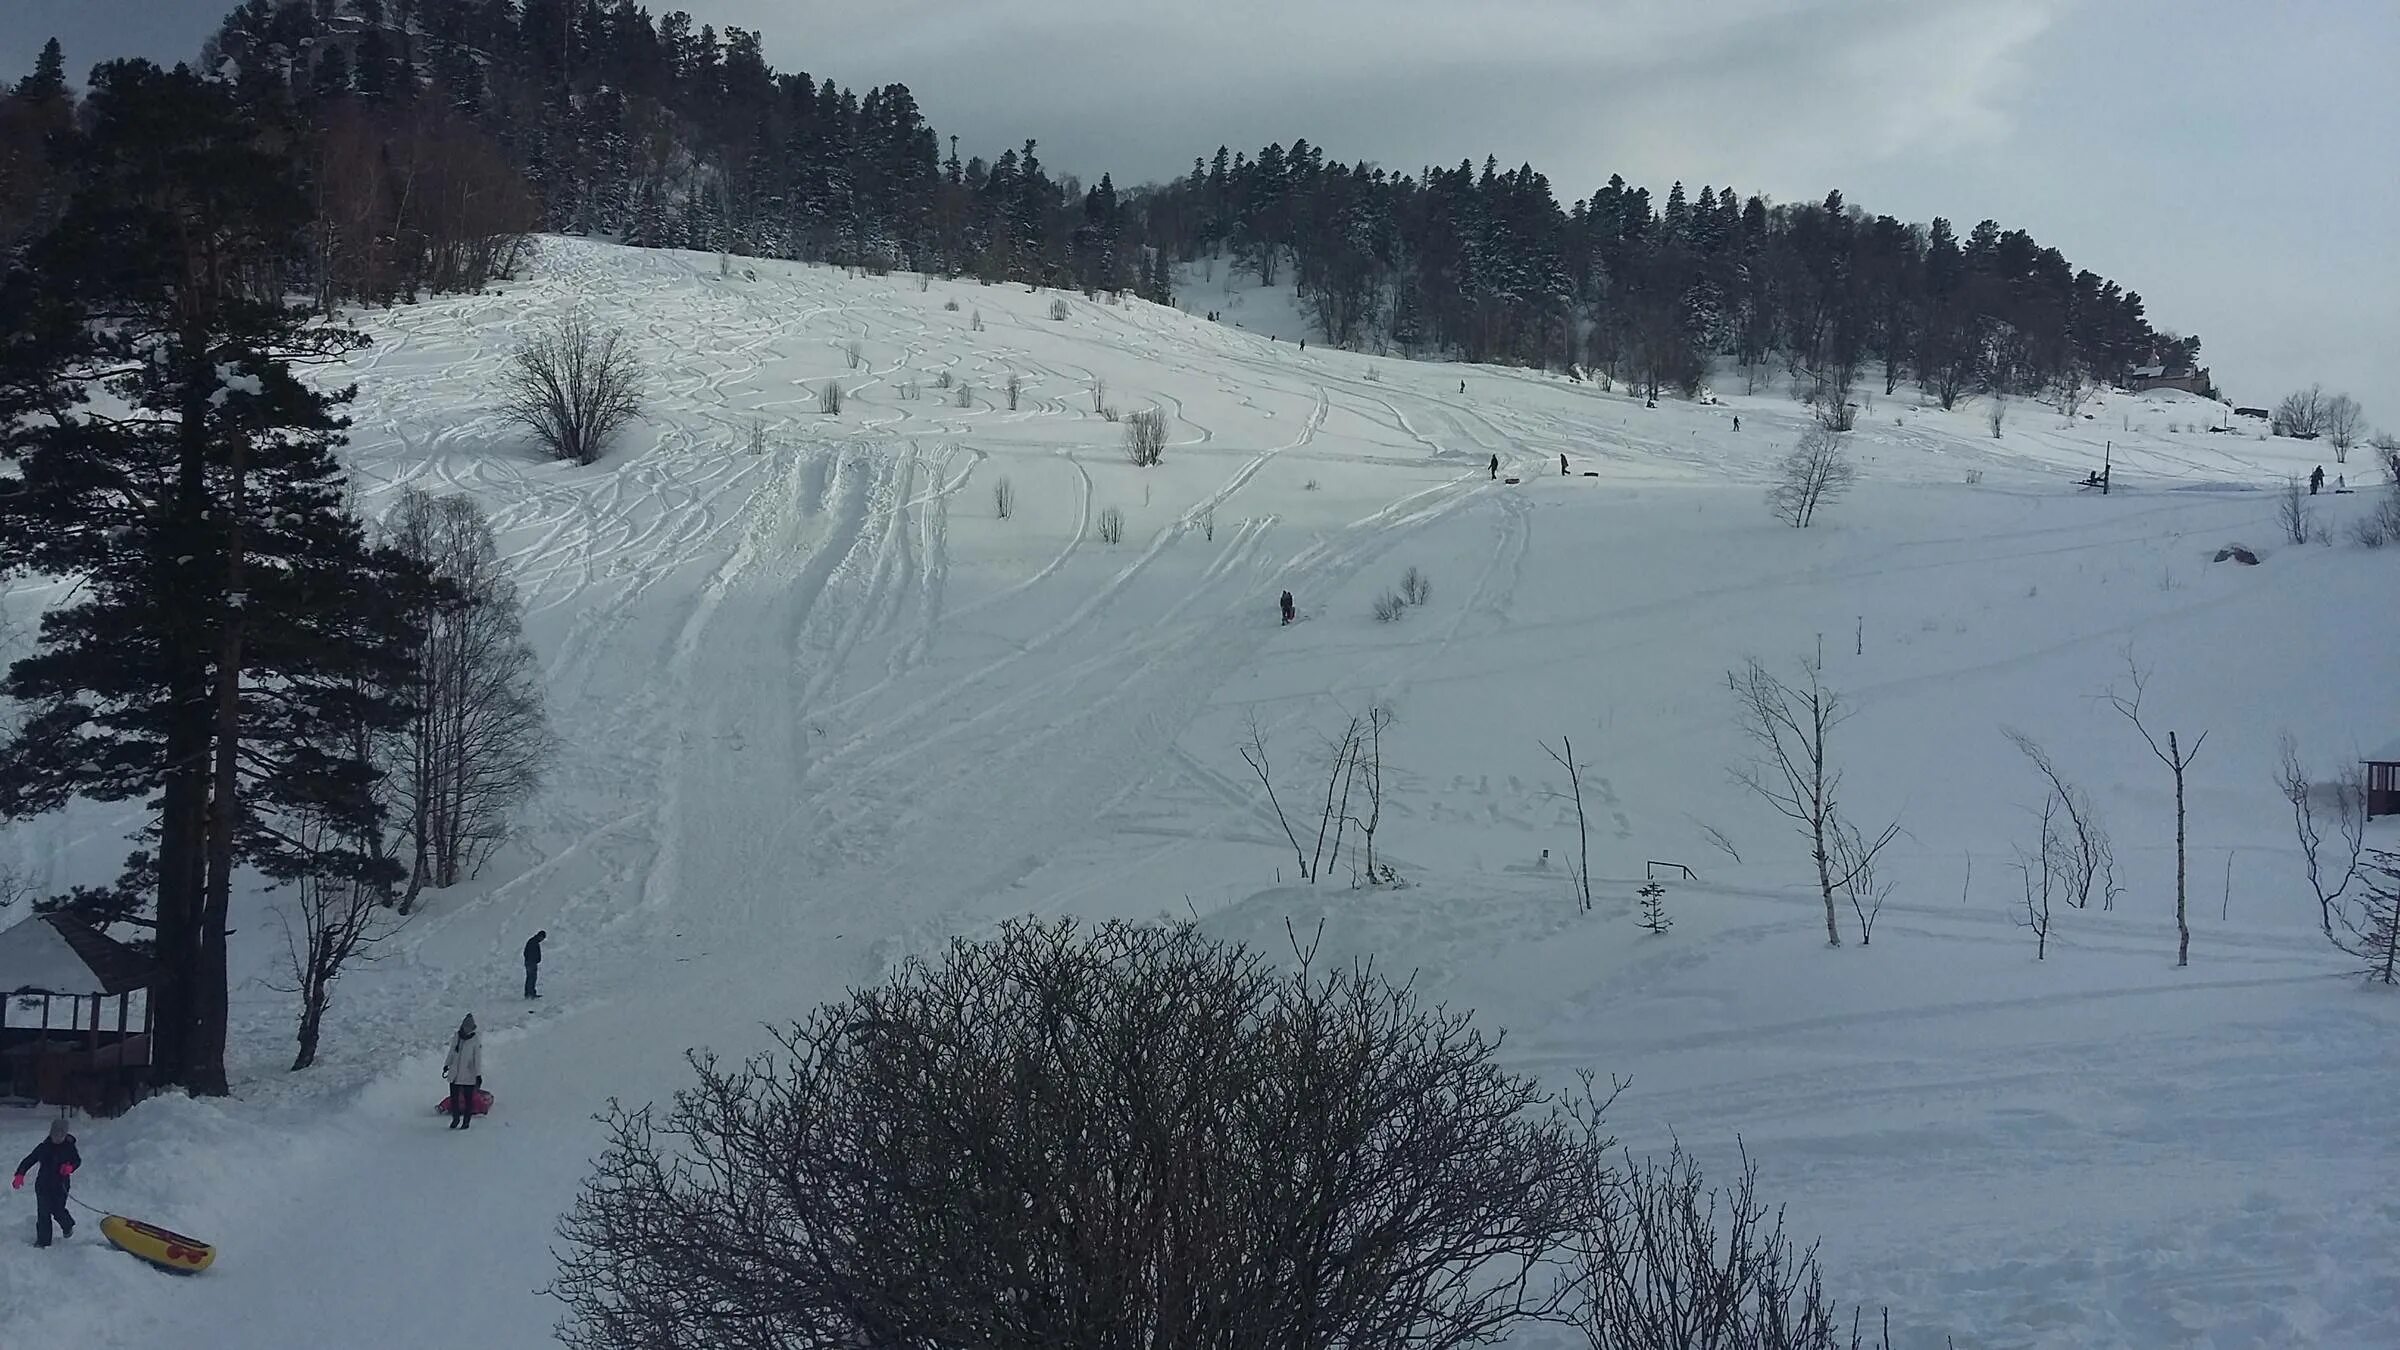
13, 1118, 79, 1247
2310, 465, 2324, 495
1560, 453, 1569, 476
1489, 454, 1499, 480
1280, 590, 1296, 625
443, 1015, 484, 1130
523, 930, 546, 999
1732, 415, 1740, 431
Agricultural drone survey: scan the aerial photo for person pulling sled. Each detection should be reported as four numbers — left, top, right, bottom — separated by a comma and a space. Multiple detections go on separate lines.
14, 1118, 80, 1247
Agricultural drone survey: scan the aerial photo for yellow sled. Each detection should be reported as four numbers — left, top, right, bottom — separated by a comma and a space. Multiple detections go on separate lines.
100, 1214, 216, 1274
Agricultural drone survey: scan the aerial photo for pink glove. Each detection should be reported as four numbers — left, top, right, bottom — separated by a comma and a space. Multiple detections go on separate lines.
9, 1174, 20, 1190
57, 1164, 73, 1178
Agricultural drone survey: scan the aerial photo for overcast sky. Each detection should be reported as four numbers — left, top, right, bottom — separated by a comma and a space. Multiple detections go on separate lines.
7, 0, 2393, 421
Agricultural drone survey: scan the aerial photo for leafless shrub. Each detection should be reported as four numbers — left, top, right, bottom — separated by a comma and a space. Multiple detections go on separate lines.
2278, 477, 2312, 545
1564, 1139, 1887, 1350
1049, 297, 1070, 321
2275, 385, 2326, 439
1303, 478, 1321, 491
993, 476, 1015, 520
1126, 408, 1168, 467
2013, 798, 2059, 960
1829, 818, 1893, 945
1544, 737, 1595, 912
2003, 730, 2120, 911
954, 383, 973, 409
1097, 505, 1124, 544
1005, 372, 1022, 411
1100, 405, 1120, 423
1765, 426, 1856, 528
1964, 469, 1983, 485
1729, 657, 1897, 946
971, 309, 985, 332
2334, 853, 2400, 983
1400, 566, 1433, 606
917, 273, 931, 293
817, 381, 844, 415
942, 297, 959, 312
554, 919, 1605, 1350
1364, 364, 1382, 383
496, 314, 646, 465
1373, 592, 1405, 623
1200, 505, 1215, 541
2277, 735, 2368, 940
843, 339, 864, 371
1092, 377, 1107, 413
1987, 397, 2006, 439
897, 380, 918, 402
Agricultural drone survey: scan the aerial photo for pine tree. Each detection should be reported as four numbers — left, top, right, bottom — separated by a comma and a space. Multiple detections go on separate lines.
17, 37, 66, 102
0, 62, 422, 1095
1637, 881, 1671, 935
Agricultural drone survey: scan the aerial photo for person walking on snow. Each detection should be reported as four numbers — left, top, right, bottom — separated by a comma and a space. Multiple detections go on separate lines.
1488, 453, 1499, 480
2310, 465, 2324, 495
523, 930, 546, 999
443, 1015, 483, 1130
13, 1118, 80, 1247
1560, 453, 1569, 476
1732, 415, 1741, 431
1279, 590, 1296, 625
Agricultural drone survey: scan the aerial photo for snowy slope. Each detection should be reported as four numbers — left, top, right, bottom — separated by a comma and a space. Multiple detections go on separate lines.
2, 238, 2394, 1349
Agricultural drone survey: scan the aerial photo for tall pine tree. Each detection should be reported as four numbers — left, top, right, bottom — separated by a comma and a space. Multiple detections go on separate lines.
0, 61, 421, 1095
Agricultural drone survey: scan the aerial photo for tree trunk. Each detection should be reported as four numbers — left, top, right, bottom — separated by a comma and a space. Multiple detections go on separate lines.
193, 428, 251, 1098
2171, 733, 2189, 968
292, 969, 325, 1071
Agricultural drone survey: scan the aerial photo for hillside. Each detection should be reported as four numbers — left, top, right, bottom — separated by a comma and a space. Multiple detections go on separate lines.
1, 238, 2394, 1348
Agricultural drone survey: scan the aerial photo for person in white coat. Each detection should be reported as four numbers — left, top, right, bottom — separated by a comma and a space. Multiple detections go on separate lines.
443, 1014, 483, 1129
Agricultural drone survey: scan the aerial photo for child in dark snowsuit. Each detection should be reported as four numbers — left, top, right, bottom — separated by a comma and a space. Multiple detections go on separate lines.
1279, 591, 1296, 625
14, 1119, 81, 1247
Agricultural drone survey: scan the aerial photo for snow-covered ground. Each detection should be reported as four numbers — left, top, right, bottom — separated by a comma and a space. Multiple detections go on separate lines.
2, 238, 2394, 1348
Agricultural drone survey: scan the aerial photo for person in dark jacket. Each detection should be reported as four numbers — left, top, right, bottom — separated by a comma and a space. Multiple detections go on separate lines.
1560, 453, 1569, 476
13, 1118, 81, 1247
1279, 590, 1296, 625
523, 930, 546, 999
1488, 453, 1499, 480
2310, 465, 2324, 495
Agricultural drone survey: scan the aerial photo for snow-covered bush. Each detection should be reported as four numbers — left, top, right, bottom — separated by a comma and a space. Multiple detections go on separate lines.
1372, 592, 1405, 623
1097, 506, 1124, 544
1126, 408, 1167, 466
817, 381, 843, 415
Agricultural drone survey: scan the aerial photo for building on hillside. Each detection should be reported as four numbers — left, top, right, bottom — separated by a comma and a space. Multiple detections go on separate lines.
2234, 406, 2270, 420
2367, 742, 2400, 822
2127, 363, 2213, 397
0, 913, 153, 1114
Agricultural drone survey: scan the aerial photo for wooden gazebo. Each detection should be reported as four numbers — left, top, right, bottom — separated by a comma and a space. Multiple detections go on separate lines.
0, 913, 154, 1115
2368, 741, 2400, 822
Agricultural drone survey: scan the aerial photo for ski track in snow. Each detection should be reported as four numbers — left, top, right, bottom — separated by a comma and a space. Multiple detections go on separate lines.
4, 238, 2395, 1350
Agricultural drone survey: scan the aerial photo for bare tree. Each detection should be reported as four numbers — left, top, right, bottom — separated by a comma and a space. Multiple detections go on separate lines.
844, 339, 864, 371
2052, 365, 2090, 420
2275, 735, 2367, 939
1092, 376, 1106, 413
1241, 714, 1313, 881
2278, 476, 2313, 545
1049, 297, 1070, 320
1346, 706, 1394, 885
270, 808, 406, 1070
2333, 853, 2400, 983
383, 490, 554, 906
2274, 385, 2326, 439
2322, 393, 2363, 463
1311, 716, 1365, 885
2002, 729, 2120, 910
1765, 426, 1856, 528
497, 315, 645, 465
1004, 372, 1022, 411
1829, 817, 1893, 945
817, 381, 844, 415
2105, 652, 2207, 967
992, 476, 1015, 520
2013, 797, 2059, 960
1097, 505, 1124, 544
554, 919, 1605, 1350
1729, 658, 1898, 946
1400, 566, 1433, 606
1127, 407, 1168, 467
1544, 737, 1595, 912
1987, 395, 2007, 439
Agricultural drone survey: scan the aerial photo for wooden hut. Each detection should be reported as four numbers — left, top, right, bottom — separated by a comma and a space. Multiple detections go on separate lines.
2368, 741, 2400, 822
0, 913, 153, 1115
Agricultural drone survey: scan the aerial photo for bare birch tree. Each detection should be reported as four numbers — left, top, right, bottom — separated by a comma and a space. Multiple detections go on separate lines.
1729, 657, 1898, 946
2335, 853, 2400, 984
2105, 652, 2207, 967
2002, 729, 2120, 910
1241, 714, 1312, 881
383, 489, 553, 906
2013, 797, 2059, 960
1543, 736, 1594, 912
1765, 426, 1856, 528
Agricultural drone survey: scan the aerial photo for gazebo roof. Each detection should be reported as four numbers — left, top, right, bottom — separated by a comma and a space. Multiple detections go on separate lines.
0, 914, 152, 997
2365, 741, 2400, 765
